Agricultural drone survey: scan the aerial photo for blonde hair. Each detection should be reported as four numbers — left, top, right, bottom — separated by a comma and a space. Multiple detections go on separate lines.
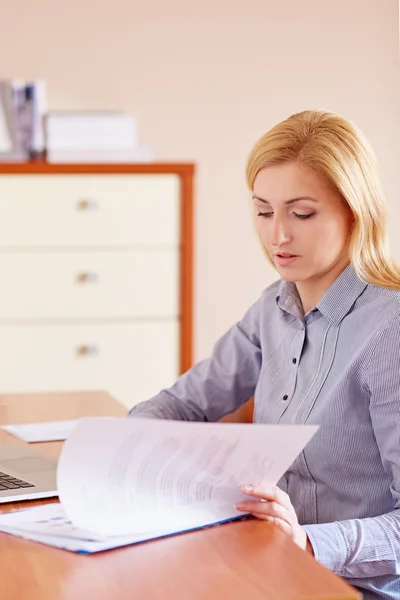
246, 109, 400, 289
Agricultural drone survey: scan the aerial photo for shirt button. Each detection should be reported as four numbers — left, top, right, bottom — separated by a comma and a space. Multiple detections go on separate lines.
292, 358, 297, 364
283, 394, 288, 401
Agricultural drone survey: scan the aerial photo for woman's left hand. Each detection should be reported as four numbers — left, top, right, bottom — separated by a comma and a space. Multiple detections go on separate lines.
236, 483, 308, 551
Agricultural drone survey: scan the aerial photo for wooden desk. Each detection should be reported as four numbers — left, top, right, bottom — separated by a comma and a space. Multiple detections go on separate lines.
0, 391, 360, 600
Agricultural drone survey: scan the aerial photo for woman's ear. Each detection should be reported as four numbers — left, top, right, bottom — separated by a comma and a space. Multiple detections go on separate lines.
348, 211, 356, 231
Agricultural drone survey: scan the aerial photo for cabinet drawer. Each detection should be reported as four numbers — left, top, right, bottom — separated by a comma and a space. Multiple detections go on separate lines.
0, 174, 179, 247
0, 321, 179, 408
0, 251, 178, 319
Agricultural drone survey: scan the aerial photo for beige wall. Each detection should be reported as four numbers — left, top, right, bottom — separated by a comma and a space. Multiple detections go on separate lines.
1, 0, 399, 361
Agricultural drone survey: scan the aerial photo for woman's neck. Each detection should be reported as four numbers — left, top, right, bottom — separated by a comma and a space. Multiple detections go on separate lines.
296, 261, 349, 315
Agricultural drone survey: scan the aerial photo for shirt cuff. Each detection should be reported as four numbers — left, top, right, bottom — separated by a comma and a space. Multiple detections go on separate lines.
303, 522, 348, 574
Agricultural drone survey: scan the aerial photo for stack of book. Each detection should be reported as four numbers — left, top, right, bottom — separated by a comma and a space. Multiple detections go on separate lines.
0, 79, 154, 163
46, 111, 153, 163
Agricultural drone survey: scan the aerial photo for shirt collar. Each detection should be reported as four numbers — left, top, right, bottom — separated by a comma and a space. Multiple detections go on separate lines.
275, 264, 368, 325
276, 280, 304, 320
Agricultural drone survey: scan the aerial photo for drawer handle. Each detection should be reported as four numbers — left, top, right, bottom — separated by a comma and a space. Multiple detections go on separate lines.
76, 344, 99, 357
77, 198, 100, 211
76, 271, 99, 284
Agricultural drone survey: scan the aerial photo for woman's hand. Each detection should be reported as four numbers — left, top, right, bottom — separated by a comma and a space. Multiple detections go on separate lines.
236, 483, 309, 551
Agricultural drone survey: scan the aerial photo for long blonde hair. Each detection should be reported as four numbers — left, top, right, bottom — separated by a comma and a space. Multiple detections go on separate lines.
246, 109, 400, 289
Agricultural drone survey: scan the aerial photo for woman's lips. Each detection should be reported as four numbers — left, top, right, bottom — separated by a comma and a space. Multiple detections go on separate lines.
274, 253, 300, 266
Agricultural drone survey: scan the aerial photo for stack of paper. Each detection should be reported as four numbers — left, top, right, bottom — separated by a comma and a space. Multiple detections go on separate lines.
46, 112, 154, 163
0, 417, 318, 554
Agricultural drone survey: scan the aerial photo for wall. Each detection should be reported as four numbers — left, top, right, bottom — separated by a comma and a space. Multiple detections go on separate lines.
1, 0, 399, 362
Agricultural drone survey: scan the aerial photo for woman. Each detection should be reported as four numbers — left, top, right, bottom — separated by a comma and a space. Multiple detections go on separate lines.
129, 109, 400, 600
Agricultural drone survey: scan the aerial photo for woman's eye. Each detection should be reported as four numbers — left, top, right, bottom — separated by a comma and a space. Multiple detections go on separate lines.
294, 213, 315, 220
256, 211, 315, 220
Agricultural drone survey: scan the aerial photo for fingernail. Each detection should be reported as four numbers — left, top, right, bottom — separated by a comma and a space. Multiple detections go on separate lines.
241, 484, 253, 493
236, 503, 245, 510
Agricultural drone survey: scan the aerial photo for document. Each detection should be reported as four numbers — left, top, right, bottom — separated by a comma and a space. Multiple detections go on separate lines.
1, 419, 80, 442
0, 417, 318, 553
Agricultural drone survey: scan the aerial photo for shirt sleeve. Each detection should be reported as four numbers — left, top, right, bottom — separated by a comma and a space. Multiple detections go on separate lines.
128, 297, 263, 422
303, 312, 400, 579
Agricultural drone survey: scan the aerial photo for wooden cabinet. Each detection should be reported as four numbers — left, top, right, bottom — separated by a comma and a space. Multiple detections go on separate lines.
0, 162, 194, 409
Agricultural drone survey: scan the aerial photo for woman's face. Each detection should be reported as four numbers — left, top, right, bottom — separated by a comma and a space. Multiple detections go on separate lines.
252, 161, 353, 287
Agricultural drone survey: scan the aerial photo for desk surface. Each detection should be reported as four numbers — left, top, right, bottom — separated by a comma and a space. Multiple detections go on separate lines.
0, 390, 360, 600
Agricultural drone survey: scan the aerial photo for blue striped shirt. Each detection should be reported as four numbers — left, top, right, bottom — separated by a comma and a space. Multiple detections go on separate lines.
129, 265, 400, 600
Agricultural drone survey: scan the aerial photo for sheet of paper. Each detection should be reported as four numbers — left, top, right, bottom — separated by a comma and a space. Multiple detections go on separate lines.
1, 419, 80, 442
58, 417, 319, 538
0, 502, 240, 554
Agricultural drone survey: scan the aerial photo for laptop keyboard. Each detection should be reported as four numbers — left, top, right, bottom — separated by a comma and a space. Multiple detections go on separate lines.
0, 471, 34, 490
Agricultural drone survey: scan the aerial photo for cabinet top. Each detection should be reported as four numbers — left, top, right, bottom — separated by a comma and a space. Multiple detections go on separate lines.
0, 161, 195, 176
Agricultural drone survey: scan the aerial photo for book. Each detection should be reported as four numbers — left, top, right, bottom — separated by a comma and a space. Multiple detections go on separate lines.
45, 111, 138, 150
26, 80, 47, 156
6, 79, 47, 159
0, 417, 318, 554
45, 111, 154, 163
46, 146, 154, 164
0, 80, 29, 162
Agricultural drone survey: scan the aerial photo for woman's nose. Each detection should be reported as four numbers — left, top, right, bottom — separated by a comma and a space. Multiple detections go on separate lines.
270, 216, 292, 247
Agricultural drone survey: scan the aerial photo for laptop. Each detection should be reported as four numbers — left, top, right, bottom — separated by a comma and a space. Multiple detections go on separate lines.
0, 443, 58, 503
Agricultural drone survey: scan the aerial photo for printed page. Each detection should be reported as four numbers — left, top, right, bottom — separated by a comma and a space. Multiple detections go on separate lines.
0, 503, 184, 554
2, 419, 80, 442
57, 417, 318, 537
